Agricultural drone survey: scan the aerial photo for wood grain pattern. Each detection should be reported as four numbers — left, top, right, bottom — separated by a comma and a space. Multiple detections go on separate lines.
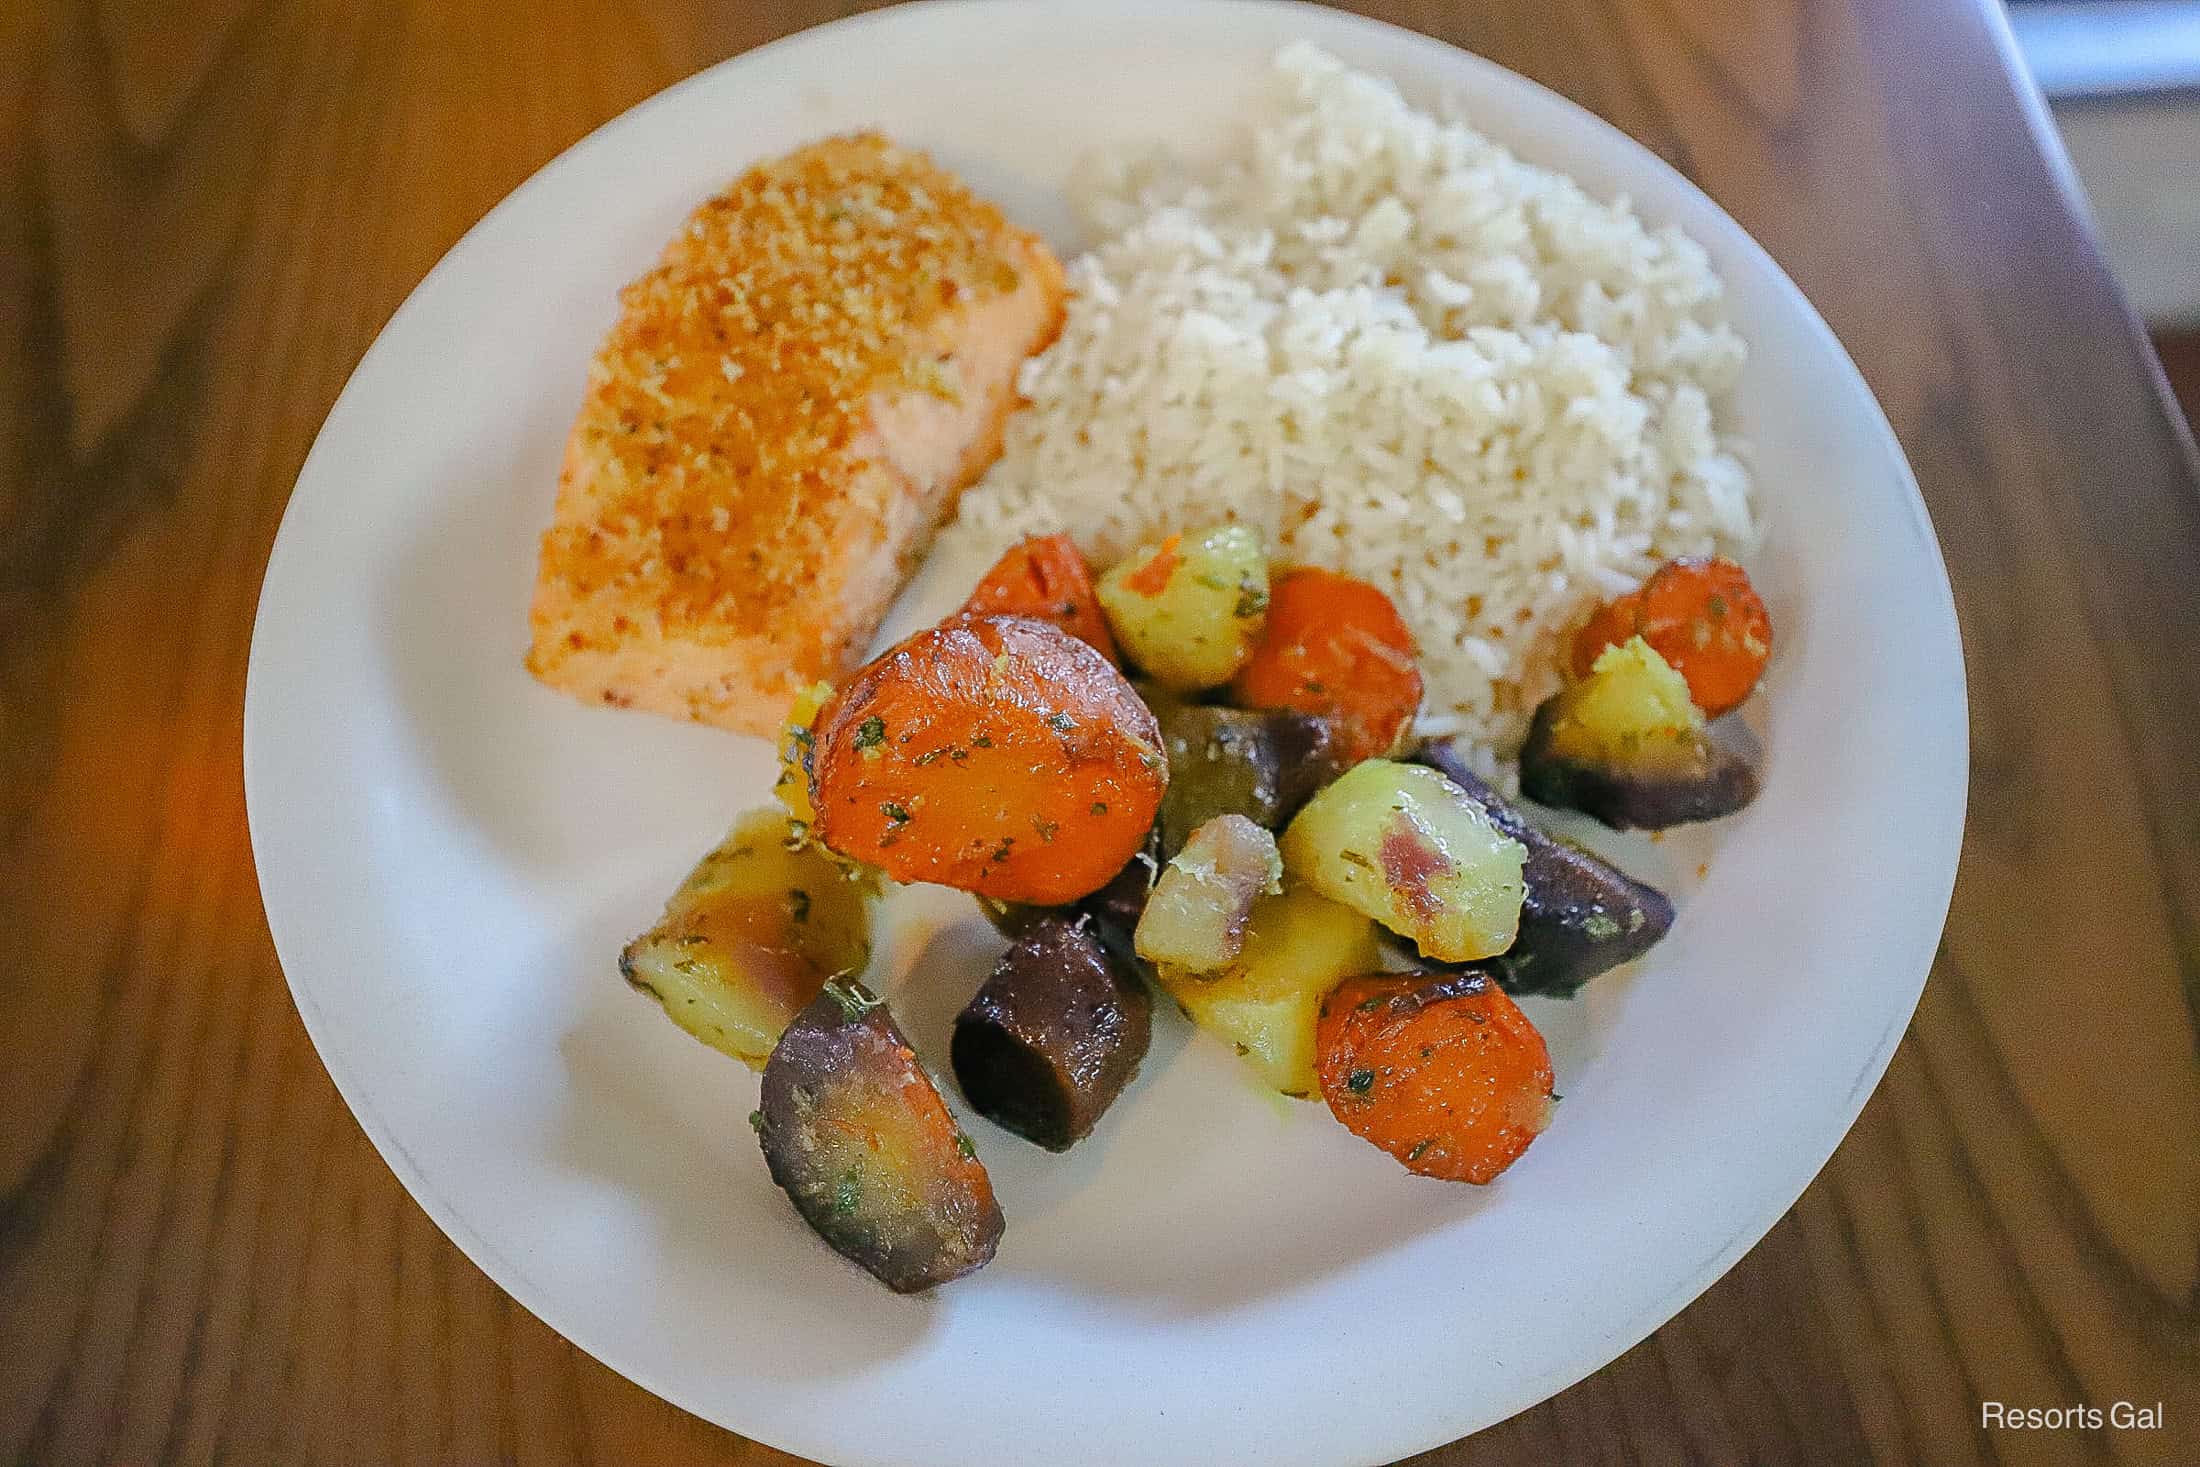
2, 0, 2194, 1463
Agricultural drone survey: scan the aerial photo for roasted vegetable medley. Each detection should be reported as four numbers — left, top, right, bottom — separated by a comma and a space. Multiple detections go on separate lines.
621, 531, 1775, 1291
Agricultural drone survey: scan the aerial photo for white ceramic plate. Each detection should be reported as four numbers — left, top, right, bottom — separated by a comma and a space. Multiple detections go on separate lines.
244, 4, 1966, 1464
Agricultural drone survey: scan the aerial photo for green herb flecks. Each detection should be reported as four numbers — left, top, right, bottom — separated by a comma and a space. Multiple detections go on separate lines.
821, 976, 881, 1022
853, 716, 886, 751
1346, 1068, 1375, 1096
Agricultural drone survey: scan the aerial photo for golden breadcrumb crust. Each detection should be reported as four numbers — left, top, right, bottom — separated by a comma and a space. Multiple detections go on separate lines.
527, 132, 1065, 733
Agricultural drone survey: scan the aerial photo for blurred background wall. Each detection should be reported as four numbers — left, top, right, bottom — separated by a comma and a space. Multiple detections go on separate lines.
2012, 1, 2200, 423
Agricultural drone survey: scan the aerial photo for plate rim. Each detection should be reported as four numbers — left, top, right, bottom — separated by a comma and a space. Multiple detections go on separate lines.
244, 2, 1969, 1462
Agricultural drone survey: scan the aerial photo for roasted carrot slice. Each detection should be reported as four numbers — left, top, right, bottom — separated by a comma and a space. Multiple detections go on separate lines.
1228, 567, 1423, 765
809, 614, 1167, 904
962, 533, 1120, 665
1316, 970, 1553, 1184
1570, 557, 1771, 716
1568, 595, 1643, 682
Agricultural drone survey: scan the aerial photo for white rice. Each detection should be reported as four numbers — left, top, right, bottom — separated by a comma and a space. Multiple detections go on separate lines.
948, 43, 1757, 772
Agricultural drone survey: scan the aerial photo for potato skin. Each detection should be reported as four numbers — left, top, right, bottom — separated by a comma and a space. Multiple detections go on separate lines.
1316, 970, 1553, 1184
1280, 759, 1526, 962
757, 980, 1003, 1293
809, 615, 1167, 903
1134, 814, 1282, 973
1519, 636, 1757, 830
951, 914, 1153, 1151
1519, 699, 1757, 830
619, 807, 874, 1067
1417, 742, 1675, 997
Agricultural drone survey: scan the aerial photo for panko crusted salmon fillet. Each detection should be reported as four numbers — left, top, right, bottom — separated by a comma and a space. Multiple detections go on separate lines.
527, 134, 1066, 734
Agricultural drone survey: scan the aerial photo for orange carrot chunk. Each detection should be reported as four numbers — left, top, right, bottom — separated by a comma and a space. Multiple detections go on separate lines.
1570, 557, 1771, 716
1316, 970, 1553, 1184
1229, 567, 1423, 765
962, 533, 1120, 665
809, 615, 1166, 905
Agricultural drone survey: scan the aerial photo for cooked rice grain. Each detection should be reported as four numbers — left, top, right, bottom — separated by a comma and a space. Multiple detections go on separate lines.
948, 44, 1756, 770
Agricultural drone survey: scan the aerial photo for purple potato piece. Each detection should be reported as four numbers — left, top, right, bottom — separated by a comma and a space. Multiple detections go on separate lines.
1154, 701, 1345, 860
951, 913, 1152, 1151
1418, 740, 1677, 998
1517, 695, 1758, 831
757, 978, 1003, 1293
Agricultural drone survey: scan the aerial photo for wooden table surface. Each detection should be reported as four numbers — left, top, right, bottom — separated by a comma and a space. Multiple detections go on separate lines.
4, 0, 2197, 1463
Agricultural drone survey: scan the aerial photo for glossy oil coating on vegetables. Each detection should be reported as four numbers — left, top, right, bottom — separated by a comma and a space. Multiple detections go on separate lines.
1316, 971, 1553, 1183
619, 807, 876, 1067
1096, 524, 1270, 690
1230, 566, 1423, 764
809, 614, 1166, 903
1281, 759, 1526, 962
1417, 742, 1675, 997
951, 914, 1153, 1151
1152, 699, 1342, 860
757, 979, 1003, 1293
1155, 878, 1380, 1096
1521, 636, 1757, 830
962, 533, 1120, 665
1135, 814, 1282, 972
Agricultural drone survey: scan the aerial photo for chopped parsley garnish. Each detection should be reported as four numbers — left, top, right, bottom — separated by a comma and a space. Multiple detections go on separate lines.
1090, 801, 1108, 816
1045, 711, 1076, 732
955, 1132, 977, 1160
1406, 1139, 1432, 1162
833, 1170, 861, 1216
881, 801, 912, 825
748, 1109, 765, 1132
786, 889, 811, 923
1235, 581, 1268, 618
972, 733, 993, 749
1346, 1068, 1375, 1096
1338, 849, 1374, 870
1032, 816, 1060, 842
1582, 911, 1621, 941
853, 716, 886, 750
